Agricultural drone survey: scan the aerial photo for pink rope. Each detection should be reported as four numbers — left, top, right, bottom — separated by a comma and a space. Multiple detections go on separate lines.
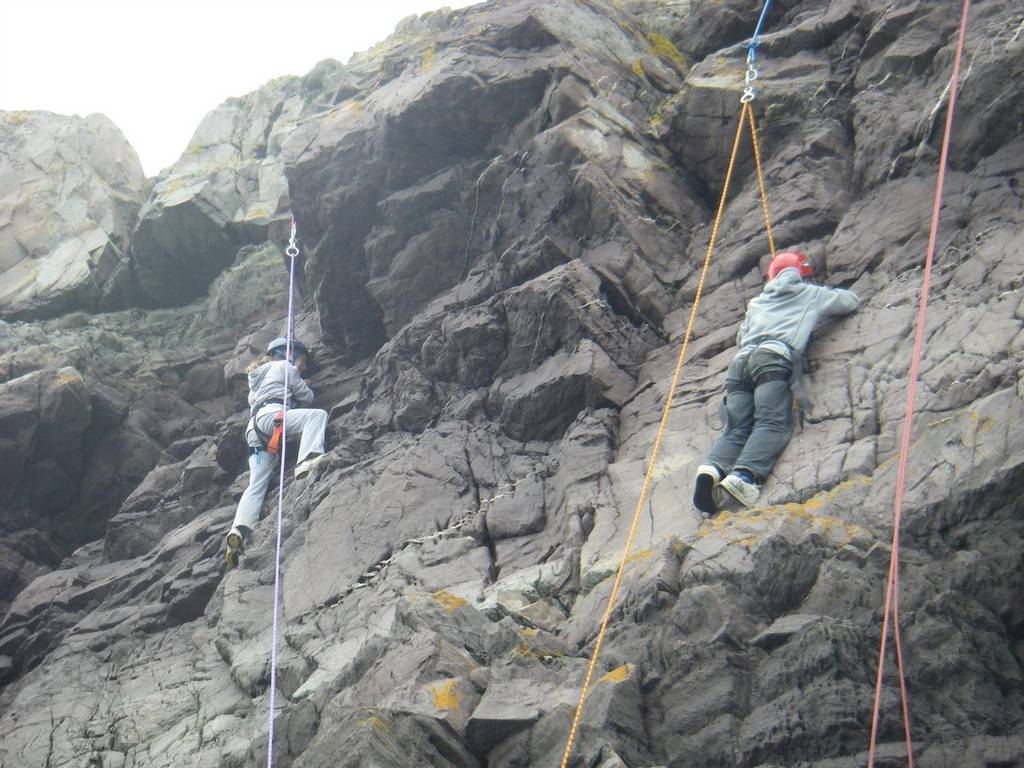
866, 2, 971, 765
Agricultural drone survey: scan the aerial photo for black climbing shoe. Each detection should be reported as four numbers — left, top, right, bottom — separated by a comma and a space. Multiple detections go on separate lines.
693, 464, 721, 517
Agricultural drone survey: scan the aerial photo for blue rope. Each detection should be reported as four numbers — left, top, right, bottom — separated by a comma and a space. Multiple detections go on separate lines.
747, 0, 773, 66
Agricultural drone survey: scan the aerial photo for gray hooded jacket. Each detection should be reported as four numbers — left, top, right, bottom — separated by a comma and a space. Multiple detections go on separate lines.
736, 268, 860, 360
246, 360, 315, 447
248, 360, 314, 413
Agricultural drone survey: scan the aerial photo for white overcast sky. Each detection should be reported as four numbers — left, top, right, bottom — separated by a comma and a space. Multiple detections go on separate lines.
1, 0, 480, 176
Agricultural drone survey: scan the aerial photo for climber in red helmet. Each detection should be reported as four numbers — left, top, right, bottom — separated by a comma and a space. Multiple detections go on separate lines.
693, 249, 860, 515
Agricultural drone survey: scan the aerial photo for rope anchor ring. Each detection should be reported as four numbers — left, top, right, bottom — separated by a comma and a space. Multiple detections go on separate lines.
286, 215, 299, 259
741, 65, 759, 103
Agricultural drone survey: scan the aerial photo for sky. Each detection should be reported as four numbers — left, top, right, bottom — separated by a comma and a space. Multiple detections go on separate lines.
1, 0, 480, 176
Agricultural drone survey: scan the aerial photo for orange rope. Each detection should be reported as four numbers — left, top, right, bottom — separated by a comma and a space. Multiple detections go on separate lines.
866, 1, 971, 766
558, 100, 768, 768
746, 105, 777, 261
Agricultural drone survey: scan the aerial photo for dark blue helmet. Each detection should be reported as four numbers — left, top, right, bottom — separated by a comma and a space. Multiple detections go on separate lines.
266, 337, 308, 361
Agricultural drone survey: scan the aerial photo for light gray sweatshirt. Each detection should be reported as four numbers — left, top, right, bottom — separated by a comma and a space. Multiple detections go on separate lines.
248, 360, 315, 414
735, 268, 860, 359
245, 360, 316, 448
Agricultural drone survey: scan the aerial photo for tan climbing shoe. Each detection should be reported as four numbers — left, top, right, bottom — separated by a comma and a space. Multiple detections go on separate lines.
719, 472, 761, 508
225, 532, 244, 569
295, 453, 327, 480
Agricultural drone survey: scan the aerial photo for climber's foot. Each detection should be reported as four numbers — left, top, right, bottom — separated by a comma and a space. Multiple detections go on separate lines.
225, 530, 245, 569
719, 471, 761, 508
693, 464, 722, 517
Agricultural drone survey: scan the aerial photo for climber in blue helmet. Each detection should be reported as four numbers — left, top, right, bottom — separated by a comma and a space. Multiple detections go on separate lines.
225, 336, 328, 568
693, 250, 860, 516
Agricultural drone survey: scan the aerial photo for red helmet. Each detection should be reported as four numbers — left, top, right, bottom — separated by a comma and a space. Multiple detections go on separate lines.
767, 250, 812, 280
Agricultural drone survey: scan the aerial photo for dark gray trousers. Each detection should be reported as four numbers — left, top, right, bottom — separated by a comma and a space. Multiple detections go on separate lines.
706, 349, 793, 481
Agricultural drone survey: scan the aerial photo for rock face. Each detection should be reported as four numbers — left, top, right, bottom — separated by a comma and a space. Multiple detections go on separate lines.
0, 241, 294, 617
128, 61, 361, 307
0, 111, 145, 319
1, 0, 1023, 766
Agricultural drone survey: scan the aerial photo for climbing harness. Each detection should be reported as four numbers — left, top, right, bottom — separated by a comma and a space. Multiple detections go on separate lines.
866, 2, 971, 767
250, 401, 285, 453
265, 217, 301, 768
559, 6, 777, 764
265, 411, 285, 455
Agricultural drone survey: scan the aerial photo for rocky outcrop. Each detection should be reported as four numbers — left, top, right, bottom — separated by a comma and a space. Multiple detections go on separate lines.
127, 61, 362, 307
1, 0, 1023, 766
0, 240, 296, 617
285, 2, 701, 361
0, 111, 145, 319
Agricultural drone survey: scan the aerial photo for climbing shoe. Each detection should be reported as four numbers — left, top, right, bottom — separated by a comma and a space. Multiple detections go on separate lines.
719, 471, 760, 508
295, 453, 327, 480
693, 464, 722, 517
224, 531, 244, 569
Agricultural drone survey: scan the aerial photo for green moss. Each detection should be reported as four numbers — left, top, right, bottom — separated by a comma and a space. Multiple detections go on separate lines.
648, 32, 687, 69
511, 641, 563, 662
648, 92, 679, 132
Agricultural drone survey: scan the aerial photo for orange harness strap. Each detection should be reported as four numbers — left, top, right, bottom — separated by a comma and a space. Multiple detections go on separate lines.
264, 411, 285, 455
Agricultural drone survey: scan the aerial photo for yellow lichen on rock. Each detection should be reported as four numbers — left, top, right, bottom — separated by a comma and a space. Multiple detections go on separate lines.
430, 679, 460, 711
625, 548, 654, 564
431, 590, 467, 613
599, 663, 633, 683
780, 474, 874, 514
648, 32, 687, 68
511, 640, 562, 661
241, 204, 273, 222
698, 497, 872, 548
3, 111, 30, 126
649, 92, 681, 131
357, 715, 391, 732
966, 409, 995, 434
55, 368, 84, 386
420, 43, 436, 73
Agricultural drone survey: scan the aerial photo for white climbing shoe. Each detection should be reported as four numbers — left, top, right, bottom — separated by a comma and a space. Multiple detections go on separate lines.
295, 453, 327, 480
693, 464, 722, 517
719, 472, 761, 508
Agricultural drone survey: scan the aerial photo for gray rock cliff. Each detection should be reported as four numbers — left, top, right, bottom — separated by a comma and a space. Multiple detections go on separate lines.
0, 111, 145, 319
0, 1, 1022, 766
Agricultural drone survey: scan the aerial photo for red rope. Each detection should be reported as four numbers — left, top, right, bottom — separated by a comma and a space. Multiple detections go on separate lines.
866, 2, 971, 766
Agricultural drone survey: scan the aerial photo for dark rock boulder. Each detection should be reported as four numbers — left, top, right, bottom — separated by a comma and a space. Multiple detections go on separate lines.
286, 0, 699, 363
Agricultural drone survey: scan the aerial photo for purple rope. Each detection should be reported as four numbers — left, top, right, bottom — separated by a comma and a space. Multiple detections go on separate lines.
266, 216, 299, 767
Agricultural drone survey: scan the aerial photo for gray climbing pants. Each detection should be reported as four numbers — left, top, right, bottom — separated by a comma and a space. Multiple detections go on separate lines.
706, 349, 793, 480
230, 406, 327, 534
